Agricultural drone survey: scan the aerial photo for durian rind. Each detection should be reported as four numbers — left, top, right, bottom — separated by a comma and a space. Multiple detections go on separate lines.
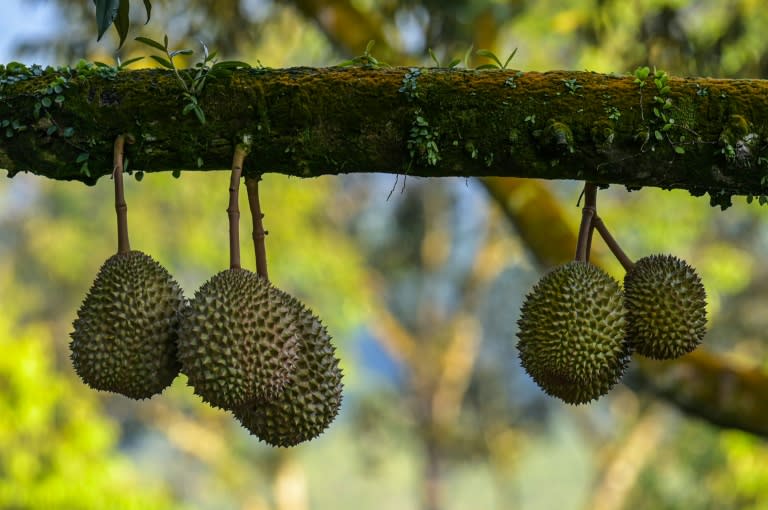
177, 268, 300, 409
234, 295, 343, 447
517, 261, 629, 404
70, 250, 184, 399
624, 254, 707, 359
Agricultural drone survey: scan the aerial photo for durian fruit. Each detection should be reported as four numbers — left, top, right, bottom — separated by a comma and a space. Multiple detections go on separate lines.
233, 294, 343, 447
70, 135, 184, 399
176, 268, 300, 409
624, 254, 707, 359
517, 261, 630, 404
70, 250, 185, 398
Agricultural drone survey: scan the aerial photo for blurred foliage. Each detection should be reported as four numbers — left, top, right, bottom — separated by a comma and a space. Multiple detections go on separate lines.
4, 0, 768, 509
0, 294, 176, 509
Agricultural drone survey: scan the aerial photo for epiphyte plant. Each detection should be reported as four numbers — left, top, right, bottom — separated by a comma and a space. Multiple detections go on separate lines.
135, 34, 251, 124
475, 48, 518, 70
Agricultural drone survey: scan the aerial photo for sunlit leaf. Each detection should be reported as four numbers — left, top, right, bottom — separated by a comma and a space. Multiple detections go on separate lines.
118, 56, 144, 68
134, 36, 166, 52
169, 49, 194, 58
476, 49, 503, 69
149, 55, 173, 69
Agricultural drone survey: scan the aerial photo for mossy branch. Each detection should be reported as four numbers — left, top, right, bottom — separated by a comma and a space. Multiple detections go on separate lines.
2, 67, 768, 203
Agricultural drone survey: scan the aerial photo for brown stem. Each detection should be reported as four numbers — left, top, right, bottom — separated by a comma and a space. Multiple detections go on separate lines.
593, 215, 635, 271
228, 146, 247, 270
245, 175, 269, 280
113, 135, 130, 254
574, 183, 598, 262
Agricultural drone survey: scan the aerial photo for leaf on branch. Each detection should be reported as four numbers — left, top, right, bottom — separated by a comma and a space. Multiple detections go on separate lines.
135, 36, 167, 52
114, 0, 130, 48
95, 0, 121, 41
149, 55, 173, 69
142, 0, 152, 24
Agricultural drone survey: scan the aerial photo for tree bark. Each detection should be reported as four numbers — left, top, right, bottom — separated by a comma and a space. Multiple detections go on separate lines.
1, 67, 767, 203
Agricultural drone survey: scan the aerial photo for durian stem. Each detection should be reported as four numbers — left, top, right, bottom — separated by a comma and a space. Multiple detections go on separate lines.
245, 175, 269, 281
113, 135, 130, 254
593, 215, 635, 271
575, 183, 598, 262
228, 146, 247, 270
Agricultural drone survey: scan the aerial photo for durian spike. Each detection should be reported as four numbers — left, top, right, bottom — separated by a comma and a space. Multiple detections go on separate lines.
228, 146, 247, 270
113, 134, 134, 254
245, 175, 269, 280
575, 182, 597, 262
593, 215, 635, 271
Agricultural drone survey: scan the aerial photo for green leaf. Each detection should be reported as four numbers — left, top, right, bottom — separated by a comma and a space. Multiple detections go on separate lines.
95, 0, 120, 41
142, 0, 152, 23
503, 48, 518, 69
76, 152, 89, 163
475, 63, 500, 70
674, 145, 685, 154
119, 56, 145, 68
462, 44, 474, 68
149, 55, 174, 69
41, 97, 52, 108
81, 162, 90, 176
193, 105, 206, 125
446, 58, 461, 69
170, 49, 194, 57
46, 125, 57, 135
476, 49, 502, 68
214, 60, 251, 69
428, 48, 440, 67
63, 127, 75, 138
135, 36, 167, 52
114, 0, 129, 48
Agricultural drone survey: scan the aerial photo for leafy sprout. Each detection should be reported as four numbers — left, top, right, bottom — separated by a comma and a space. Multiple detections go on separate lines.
338, 40, 390, 68
476, 48, 518, 70
135, 35, 251, 124
428, 48, 461, 69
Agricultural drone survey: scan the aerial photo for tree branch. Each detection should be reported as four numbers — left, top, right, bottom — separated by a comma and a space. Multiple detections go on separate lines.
1, 67, 766, 201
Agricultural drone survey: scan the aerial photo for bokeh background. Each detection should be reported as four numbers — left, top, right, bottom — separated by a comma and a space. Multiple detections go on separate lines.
3, 1, 768, 509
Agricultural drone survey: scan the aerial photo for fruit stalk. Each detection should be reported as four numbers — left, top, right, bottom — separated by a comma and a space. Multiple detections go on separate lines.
245, 175, 269, 280
575, 183, 597, 262
113, 134, 130, 254
592, 215, 635, 271
228, 146, 247, 270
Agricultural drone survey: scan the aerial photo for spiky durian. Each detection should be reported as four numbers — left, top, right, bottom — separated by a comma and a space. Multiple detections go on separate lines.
177, 268, 300, 409
70, 250, 184, 399
624, 254, 707, 359
233, 295, 343, 447
517, 261, 629, 404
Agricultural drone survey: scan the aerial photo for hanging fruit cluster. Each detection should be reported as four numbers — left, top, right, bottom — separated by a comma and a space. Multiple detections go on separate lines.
70, 137, 342, 447
516, 183, 707, 404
